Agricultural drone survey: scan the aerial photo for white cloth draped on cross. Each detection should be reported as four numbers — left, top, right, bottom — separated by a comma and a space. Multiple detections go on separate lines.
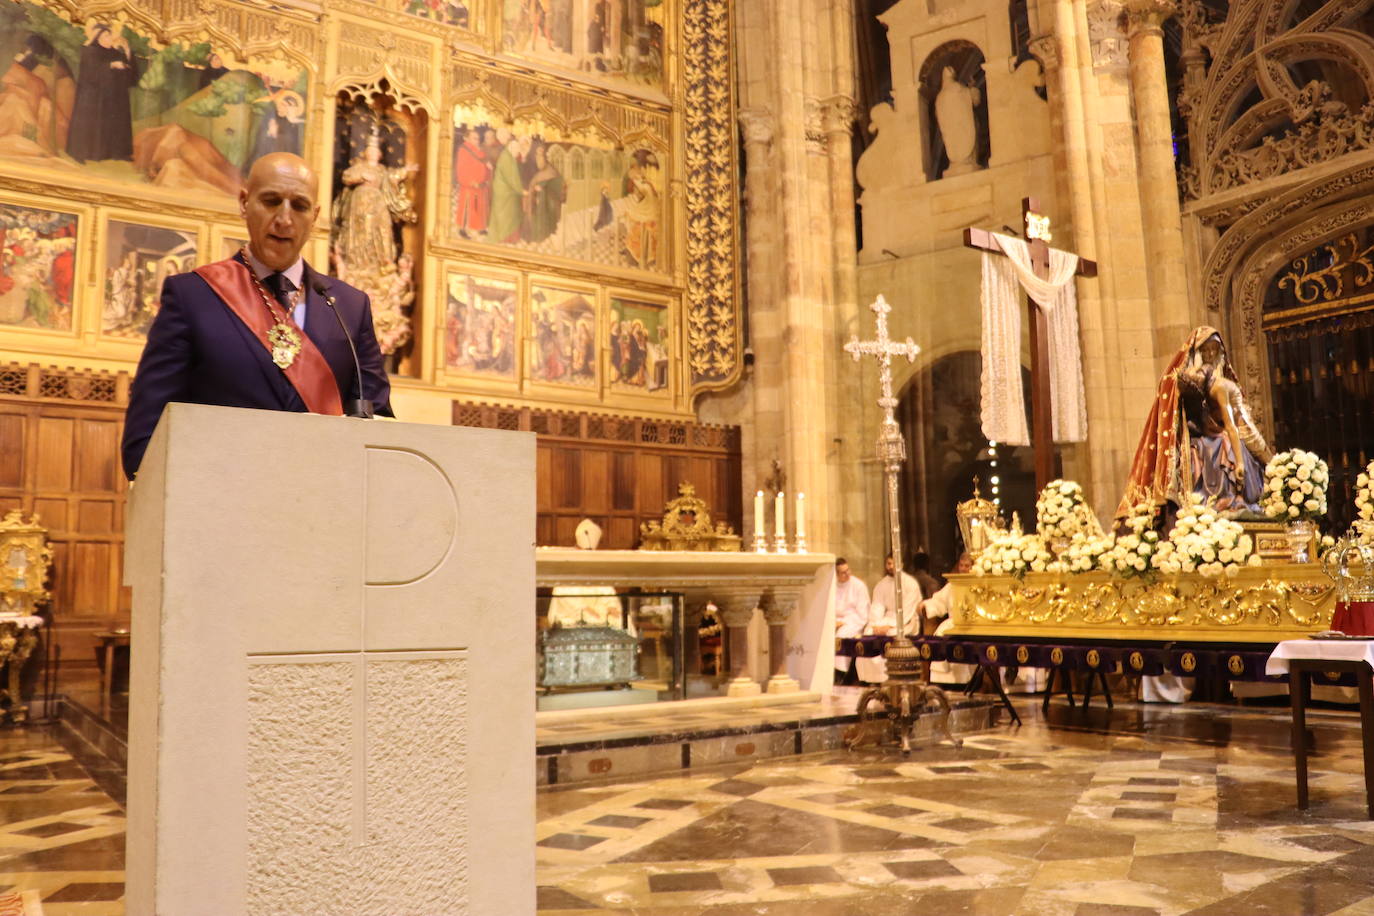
979, 232, 1088, 446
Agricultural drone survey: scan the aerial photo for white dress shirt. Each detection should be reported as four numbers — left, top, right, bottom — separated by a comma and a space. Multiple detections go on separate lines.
244, 247, 307, 330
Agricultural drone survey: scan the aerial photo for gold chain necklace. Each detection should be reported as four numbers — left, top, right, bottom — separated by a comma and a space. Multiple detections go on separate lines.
241, 248, 304, 370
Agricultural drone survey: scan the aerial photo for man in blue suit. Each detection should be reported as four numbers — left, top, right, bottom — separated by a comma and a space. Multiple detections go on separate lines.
121, 152, 393, 479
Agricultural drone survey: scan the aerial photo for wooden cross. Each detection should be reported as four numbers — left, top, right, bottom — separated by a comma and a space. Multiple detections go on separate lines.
963, 197, 1098, 491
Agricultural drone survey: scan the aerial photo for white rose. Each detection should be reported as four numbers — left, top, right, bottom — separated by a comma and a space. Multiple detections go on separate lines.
1304, 499, 1319, 512
1301, 481, 1313, 494
1289, 506, 1299, 518
1248, 554, 1263, 567
1291, 491, 1304, 505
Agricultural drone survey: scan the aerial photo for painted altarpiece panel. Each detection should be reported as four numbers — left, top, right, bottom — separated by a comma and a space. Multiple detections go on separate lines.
440, 266, 520, 383
500, 0, 668, 92
446, 98, 667, 275
608, 292, 670, 397
100, 217, 200, 341
0, 199, 79, 335
527, 280, 598, 390
0, 1, 311, 205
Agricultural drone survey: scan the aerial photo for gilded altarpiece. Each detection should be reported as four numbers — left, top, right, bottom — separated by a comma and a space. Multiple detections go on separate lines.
0, 0, 740, 416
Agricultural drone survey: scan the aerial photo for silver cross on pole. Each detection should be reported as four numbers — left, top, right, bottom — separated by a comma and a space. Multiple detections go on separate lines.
844, 294, 921, 643
842, 295, 961, 755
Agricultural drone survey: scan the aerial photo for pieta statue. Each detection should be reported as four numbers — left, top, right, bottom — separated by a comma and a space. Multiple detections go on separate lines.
331, 126, 419, 363
1119, 326, 1274, 521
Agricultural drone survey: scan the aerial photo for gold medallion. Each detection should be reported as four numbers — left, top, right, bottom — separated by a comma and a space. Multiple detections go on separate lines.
267, 323, 302, 369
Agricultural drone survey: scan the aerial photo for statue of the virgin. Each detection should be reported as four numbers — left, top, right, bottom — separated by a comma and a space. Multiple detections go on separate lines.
1118, 327, 1273, 520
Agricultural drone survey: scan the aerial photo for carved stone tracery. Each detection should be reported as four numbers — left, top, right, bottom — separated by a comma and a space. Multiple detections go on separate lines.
1179, 0, 1374, 202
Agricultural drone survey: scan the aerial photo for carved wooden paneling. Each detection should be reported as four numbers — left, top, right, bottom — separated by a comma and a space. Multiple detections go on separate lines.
453, 401, 742, 549
0, 364, 131, 673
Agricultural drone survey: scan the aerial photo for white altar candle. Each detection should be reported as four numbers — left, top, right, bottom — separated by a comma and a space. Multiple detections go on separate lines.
754, 490, 765, 538
775, 491, 786, 542
796, 493, 806, 539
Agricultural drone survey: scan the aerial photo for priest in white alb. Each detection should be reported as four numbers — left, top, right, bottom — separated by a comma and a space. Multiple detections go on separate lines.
856, 554, 922, 683
833, 557, 870, 678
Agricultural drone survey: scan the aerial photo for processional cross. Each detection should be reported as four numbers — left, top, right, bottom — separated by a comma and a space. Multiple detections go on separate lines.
843, 296, 961, 752
963, 197, 1098, 491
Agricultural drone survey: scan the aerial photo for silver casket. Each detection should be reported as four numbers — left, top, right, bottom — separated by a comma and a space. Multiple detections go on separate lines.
538, 625, 639, 689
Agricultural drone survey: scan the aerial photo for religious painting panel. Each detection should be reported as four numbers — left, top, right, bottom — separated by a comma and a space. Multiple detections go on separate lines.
500, 0, 667, 91
441, 267, 519, 382
397, 0, 475, 28
0, 200, 79, 334
100, 217, 199, 340
528, 280, 597, 389
607, 294, 670, 395
212, 228, 249, 262
0, 2, 309, 203
448, 100, 667, 274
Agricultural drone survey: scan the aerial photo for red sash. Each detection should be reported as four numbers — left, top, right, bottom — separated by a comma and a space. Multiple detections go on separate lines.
194, 259, 344, 417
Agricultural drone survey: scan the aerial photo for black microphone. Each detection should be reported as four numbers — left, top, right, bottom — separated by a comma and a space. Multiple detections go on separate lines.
311, 277, 375, 419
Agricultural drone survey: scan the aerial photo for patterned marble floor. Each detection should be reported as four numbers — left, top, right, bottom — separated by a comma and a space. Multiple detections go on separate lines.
536, 701, 1374, 915
0, 699, 1372, 915
0, 727, 125, 915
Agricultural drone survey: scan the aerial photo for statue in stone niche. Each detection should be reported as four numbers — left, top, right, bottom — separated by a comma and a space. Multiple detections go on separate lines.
1118, 327, 1274, 520
332, 127, 419, 362
333, 129, 418, 270
934, 65, 981, 176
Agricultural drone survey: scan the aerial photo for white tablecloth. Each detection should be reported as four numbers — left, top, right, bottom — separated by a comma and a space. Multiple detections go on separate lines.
1266, 639, 1374, 676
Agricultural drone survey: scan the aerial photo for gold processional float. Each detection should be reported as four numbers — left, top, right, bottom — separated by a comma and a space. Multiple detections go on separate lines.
943, 323, 1374, 645
946, 473, 1348, 644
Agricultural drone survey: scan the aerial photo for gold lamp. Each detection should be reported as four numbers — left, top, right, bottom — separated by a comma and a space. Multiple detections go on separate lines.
956, 477, 1005, 560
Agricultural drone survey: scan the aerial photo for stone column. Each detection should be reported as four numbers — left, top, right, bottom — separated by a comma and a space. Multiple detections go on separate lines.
738, 108, 785, 540
1126, 0, 1192, 359
1030, 25, 1128, 523
760, 586, 801, 694
716, 588, 762, 697
821, 95, 866, 564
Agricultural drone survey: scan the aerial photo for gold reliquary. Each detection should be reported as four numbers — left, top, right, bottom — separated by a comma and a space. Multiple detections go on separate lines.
639, 483, 742, 552
0, 511, 53, 617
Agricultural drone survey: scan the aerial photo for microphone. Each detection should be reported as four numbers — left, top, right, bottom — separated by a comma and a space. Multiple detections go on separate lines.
311, 277, 375, 419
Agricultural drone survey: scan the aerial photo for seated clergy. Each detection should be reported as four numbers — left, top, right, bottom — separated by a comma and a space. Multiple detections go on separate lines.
856, 555, 923, 683
924, 552, 976, 684
833, 557, 870, 677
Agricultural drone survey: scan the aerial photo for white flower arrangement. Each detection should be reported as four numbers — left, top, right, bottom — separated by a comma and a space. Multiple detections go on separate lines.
1061, 531, 1114, 574
973, 529, 1053, 580
1152, 497, 1260, 577
1354, 460, 1374, 540
1036, 479, 1103, 542
1102, 501, 1162, 579
1261, 449, 1329, 522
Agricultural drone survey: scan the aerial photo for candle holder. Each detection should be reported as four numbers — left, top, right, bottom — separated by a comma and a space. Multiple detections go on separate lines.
771, 531, 789, 554
793, 533, 808, 554
752, 533, 769, 553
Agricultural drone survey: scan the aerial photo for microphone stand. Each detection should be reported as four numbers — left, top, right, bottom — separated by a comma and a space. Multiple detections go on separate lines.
312, 280, 374, 419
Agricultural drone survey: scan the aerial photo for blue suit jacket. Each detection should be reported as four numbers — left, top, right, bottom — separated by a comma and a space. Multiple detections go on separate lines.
121, 259, 393, 479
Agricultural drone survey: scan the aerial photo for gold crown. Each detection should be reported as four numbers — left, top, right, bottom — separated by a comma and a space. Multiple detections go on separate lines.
1322, 531, 1374, 601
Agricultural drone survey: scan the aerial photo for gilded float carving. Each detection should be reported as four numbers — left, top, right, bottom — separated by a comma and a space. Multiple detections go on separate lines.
951, 567, 1335, 640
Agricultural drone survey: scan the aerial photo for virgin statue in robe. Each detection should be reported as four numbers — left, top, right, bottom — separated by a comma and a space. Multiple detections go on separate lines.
1118, 327, 1273, 521
331, 132, 418, 274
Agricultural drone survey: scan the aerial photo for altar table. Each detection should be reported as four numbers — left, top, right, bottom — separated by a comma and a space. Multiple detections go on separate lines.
1267, 640, 1374, 818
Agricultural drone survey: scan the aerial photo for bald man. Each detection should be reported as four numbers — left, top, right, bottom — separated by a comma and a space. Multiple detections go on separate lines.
121, 153, 393, 479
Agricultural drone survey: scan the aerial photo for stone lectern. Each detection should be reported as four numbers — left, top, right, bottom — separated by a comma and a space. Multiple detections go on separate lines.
124, 404, 535, 915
